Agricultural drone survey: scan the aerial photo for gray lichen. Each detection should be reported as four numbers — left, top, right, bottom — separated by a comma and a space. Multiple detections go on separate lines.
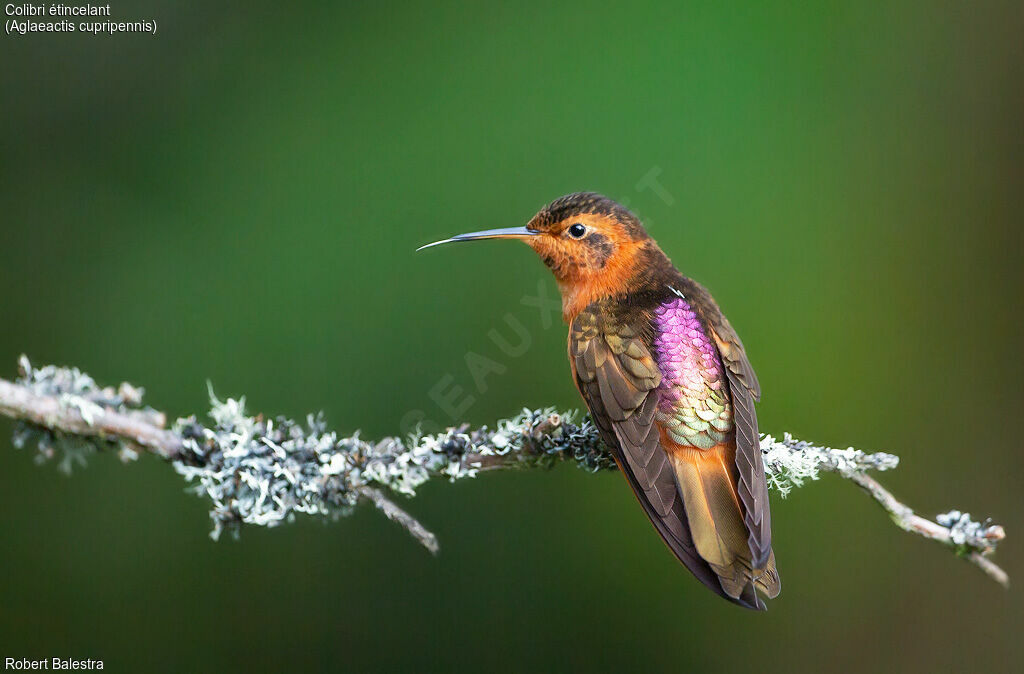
11, 356, 148, 472
171, 398, 612, 540
937, 510, 1005, 556
760, 432, 900, 496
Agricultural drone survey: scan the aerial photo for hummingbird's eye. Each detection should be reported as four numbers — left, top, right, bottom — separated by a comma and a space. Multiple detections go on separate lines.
567, 223, 587, 239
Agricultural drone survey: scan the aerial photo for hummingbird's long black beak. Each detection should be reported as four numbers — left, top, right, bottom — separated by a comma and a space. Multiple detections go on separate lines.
416, 226, 538, 251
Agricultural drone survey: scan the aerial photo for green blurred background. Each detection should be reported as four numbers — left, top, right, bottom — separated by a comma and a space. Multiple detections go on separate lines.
2, 1, 1022, 672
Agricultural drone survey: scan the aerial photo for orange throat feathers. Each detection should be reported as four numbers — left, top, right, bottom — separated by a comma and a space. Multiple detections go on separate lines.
543, 238, 649, 322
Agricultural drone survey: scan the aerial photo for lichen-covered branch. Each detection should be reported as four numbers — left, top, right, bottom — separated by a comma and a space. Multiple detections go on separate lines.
0, 356, 1008, 587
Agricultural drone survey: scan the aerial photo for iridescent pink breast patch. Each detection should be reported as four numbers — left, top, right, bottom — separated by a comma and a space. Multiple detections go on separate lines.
651, 295, 732, 449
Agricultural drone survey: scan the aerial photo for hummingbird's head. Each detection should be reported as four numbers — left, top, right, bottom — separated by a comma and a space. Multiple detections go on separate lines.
418, 192, 663, 320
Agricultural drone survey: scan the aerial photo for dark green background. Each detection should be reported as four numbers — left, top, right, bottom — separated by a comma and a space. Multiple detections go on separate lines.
2, 2, 1021, 672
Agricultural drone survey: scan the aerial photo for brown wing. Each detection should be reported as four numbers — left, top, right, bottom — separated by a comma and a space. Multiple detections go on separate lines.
708, 312, 761, 401
682, 279, 771, 569
569, 308, 765, 609
706, 310, 771, 568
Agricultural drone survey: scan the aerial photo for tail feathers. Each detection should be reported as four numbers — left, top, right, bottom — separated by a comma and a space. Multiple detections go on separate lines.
713, 550, 781, 607
669, 443, 780, 609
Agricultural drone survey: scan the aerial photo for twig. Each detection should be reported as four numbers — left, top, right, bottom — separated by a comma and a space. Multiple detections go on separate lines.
0, 375, 182, 459
845, 472, 1008, 587
0, 356, 1008, 587
359, 486, 439, 555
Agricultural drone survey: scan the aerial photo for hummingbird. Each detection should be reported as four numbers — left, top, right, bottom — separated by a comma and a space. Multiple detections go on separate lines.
418, 192, 780, 609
